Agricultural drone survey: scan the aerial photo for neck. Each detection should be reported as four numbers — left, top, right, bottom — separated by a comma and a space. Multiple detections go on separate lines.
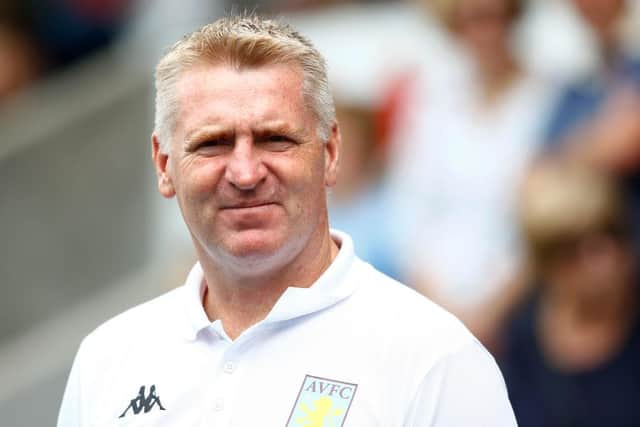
198, 226, 338, 340
475, 52, 520, 105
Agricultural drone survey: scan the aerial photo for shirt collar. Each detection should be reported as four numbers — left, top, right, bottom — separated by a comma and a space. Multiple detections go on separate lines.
181, 262, 211, 341
180, 229, 358, 341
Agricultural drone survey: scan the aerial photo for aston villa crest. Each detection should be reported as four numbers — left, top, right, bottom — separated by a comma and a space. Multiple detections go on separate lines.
286, 375, 357, 427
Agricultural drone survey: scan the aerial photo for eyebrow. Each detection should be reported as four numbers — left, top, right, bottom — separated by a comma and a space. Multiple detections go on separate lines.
184, 121, 308, 147
184, 126, 233, 148
253, 121, 308, 140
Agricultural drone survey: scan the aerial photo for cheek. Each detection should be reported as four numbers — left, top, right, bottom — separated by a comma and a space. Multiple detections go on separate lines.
271, 151, 326, 209
177, 159, 223, 197
172, 162, 225, 223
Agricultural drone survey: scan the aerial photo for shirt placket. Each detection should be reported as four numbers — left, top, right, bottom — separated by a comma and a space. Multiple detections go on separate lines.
201, 321, 252, 427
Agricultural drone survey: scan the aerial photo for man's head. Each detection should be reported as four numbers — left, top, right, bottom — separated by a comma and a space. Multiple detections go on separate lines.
153, 15, 335, 152
429, 0, 523, 30
428, 0, 523, 70
151, 16, 340, 276
519, 161, 633, 304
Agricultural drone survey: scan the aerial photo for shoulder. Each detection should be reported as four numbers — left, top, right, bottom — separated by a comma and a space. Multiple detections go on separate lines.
58, 286, 189, 425
347, 259, 479, 359
347, 263, 518, 425
77, 286, 186, 362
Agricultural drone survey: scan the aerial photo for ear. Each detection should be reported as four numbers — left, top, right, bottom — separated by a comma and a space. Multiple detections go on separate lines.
152, 133, 176, 198
324, 122, 341, 188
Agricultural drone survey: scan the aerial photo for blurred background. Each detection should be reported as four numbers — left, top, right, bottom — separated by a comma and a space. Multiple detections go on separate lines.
2, 0, 640, 425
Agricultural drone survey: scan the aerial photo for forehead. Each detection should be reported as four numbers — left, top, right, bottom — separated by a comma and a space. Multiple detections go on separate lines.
174, 63, 312, 134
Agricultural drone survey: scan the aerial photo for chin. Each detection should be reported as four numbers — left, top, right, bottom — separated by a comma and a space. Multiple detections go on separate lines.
220, 229, 291, 264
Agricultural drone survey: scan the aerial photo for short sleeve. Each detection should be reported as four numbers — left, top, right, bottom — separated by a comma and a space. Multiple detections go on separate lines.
403, 340, 518, 427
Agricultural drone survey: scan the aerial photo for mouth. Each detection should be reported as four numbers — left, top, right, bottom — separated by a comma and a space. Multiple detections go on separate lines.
220, 201, 277, 210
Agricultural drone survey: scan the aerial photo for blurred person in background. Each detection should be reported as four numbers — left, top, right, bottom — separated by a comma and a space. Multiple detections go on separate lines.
28, 0, 133, 67
545, 0, 640, 241
501, 160, 640, 427
385, 0, 553, 350
229, 0, 385, 14
0, 0, 134, 103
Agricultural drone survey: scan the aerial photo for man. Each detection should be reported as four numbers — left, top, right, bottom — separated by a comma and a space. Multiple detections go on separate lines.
58, 16, 517, 426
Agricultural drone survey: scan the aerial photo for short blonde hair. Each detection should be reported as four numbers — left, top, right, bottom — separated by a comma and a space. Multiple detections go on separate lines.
154, 15, 335, 152
518, 161, 629, 272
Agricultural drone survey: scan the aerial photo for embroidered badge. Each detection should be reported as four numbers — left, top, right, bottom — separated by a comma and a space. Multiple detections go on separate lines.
286, 375, 357, 427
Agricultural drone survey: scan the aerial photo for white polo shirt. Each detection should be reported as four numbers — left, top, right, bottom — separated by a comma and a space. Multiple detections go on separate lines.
58, 231, 517, 426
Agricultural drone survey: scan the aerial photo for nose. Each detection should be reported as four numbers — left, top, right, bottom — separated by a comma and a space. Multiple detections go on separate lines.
224, 139, 267, 190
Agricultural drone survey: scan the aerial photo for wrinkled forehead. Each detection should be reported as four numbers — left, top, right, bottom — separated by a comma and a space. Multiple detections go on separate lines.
176, 60, 306, 104
173, 63, 315, 134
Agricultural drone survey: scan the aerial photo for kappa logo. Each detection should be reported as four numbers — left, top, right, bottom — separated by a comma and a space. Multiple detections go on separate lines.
286, 375, 357, 427
119, 385, 166, 418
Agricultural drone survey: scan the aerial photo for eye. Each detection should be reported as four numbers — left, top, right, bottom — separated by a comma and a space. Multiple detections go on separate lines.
201, 138, 232, 147
259, 134, 296, 151
195, 138, 233, 155
267, 135, 288, 142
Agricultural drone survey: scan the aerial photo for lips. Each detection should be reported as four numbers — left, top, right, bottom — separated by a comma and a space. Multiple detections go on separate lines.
218, 201, 280, 226
220, 200, 277, 210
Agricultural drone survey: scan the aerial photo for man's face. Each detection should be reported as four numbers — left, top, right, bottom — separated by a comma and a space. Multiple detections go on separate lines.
450, 0, 514, 68
153, 63, 339, 273
546, 233, 633, 305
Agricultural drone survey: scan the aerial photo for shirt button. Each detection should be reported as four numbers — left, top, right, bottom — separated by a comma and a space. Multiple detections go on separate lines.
223, 362, 236, 374
214, 397, 224, 412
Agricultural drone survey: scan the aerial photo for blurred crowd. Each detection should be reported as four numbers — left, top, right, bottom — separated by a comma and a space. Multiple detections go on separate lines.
3, 0, 640, 425
334, 1, 640, 425
0, 0, 134, 100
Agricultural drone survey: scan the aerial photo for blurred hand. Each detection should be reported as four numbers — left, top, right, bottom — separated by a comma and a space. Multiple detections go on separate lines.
573, 86, 640, 172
